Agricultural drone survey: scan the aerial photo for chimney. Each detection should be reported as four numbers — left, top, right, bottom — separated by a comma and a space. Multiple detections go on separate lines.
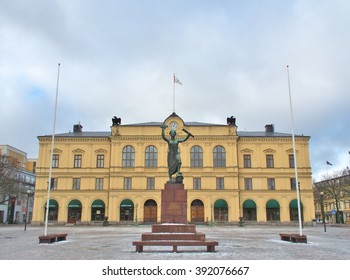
73, 123, 83, 133
265, 124, 274, 133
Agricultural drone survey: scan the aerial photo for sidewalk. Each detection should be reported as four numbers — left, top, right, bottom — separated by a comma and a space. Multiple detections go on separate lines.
1, 224, 349, 260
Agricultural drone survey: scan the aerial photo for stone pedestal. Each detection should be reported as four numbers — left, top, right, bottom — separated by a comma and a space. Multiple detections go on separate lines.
132, 182, 218, 252
161, 183, 187, 223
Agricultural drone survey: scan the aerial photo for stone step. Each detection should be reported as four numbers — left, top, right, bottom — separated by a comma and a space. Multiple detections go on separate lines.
141, 232, 206, 241
152, 224, 196, 233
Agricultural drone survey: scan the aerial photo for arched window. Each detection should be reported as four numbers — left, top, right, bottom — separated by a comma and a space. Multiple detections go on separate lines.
266, 199, 280, 221
122, 145, 135, 167
243, 199, 257, 221
289, 199, 303, 221
91, 199, 105, 221
120, 199, 134, 222
190, 146, 203, 167
67, 199, 82, 224
214, 199, 228, 222
213, 146, 226, 167
145, 145, 158, 167
45, 199, 58, 221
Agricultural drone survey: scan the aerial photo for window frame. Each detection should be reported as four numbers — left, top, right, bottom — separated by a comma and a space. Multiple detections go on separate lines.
213, 146, 226, 168
122, 145, 135, 167
190, 146, 203, 167
74, 154, 82, 168
145, 146, 158, 168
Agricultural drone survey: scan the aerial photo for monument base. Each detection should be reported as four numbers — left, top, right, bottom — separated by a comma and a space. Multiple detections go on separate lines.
161, 182, 187, 223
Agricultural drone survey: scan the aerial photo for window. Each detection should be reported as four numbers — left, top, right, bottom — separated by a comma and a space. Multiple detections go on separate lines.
145, 146, 158, 167
267, 178, 275, 190
74, 155, 82, 168
193, 178, 201, 190
124, 177, 132, 190
191, 146, 203, 167
52, 154, 59, 168
147, 177, 155, 190
72, 178, 80, 190
266, 154, 274, 168
290, 178, 297, 190
289, 154, 295, 168
122, 146, 135, 167
96, 155, 104, 168
216, 177, 224, 190
50, 178, 58, 190
213, 146, 226, 167
243, 154, 251, 168
244, 178, 252, 190
96, 178, 103, 190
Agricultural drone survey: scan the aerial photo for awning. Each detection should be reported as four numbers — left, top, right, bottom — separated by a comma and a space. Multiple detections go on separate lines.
120, 199, 134, 208
266, 199, 280, 208
243, 199, 256, 209
68, 199, 82, 208
289, 199, 303, 208
214, 199, 228, 208
92, 199, 105, 208
46, 199, 58, 209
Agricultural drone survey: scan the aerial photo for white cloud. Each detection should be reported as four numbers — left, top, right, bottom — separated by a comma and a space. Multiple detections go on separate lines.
1, 0, 349, 181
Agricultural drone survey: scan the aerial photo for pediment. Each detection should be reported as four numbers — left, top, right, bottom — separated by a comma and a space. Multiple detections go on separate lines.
72, 148, 85, 154
95, 148, 107, 154
286, 148, 298, 153
240, 148, 253, 153
263, 148, 276, 153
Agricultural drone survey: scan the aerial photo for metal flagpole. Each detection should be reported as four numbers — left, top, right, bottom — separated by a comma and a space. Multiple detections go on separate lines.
44, 63, 61, 236
173, 73, 176, 113
287, 65, 303, 236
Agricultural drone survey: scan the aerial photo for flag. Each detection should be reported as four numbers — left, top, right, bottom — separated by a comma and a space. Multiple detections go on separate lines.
174, 74, 182, 85
326, 161, 333, 166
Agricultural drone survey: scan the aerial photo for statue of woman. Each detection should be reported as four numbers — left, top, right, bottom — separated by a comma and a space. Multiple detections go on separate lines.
161, 124, 193, 182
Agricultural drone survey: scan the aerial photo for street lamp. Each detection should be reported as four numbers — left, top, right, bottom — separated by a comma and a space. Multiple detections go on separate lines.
210, 203, 213, 226
134, 203, 138, 226
24, 189, 33, 231
320, 192, 327, 232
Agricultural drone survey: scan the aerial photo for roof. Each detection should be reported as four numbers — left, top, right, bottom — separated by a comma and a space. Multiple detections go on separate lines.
38, 122, 309, 138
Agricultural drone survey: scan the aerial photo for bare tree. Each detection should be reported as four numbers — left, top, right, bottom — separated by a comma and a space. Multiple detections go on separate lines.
0, 155, 22, 204
314, 168, 350, 223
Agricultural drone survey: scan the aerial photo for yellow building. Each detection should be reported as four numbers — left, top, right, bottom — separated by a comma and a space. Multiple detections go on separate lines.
32, 113, 314, 225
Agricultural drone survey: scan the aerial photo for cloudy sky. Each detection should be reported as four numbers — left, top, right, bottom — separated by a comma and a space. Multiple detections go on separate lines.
1, 0, 349, 180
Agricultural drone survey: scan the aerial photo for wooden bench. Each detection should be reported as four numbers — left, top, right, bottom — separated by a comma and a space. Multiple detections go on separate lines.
132, 240, 218, 253
279, 233, 307, 243
39, 233, 68, 244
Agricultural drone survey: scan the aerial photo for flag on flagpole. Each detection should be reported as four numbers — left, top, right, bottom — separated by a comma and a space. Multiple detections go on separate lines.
174, 74, 182, 85
326, 161, 333, 166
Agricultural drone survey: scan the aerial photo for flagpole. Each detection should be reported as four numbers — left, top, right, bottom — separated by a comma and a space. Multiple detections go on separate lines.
44, 63, 61, 236
287, 65, 303, 236
173, 73, 176, 113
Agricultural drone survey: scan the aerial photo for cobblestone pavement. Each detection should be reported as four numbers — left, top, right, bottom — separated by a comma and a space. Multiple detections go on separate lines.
0, 224, 349, 260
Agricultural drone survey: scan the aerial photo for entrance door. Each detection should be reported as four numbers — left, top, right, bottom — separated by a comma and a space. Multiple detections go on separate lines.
144, 200, 157, 223
191, 199, 204, 222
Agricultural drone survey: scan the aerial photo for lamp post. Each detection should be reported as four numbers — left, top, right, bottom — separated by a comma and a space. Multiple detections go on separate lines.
210, 203, 213, 226
24, 189, 32, 231
320, 192, 327, 232
135, 203, 138, 226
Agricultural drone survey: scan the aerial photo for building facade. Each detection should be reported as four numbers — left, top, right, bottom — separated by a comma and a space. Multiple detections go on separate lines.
0, 145, 36, 224
32, 113, 314, 225
314, 171, 350, 224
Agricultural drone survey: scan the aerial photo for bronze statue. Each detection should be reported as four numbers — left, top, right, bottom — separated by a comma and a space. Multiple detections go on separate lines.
161, 124, 194, 182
